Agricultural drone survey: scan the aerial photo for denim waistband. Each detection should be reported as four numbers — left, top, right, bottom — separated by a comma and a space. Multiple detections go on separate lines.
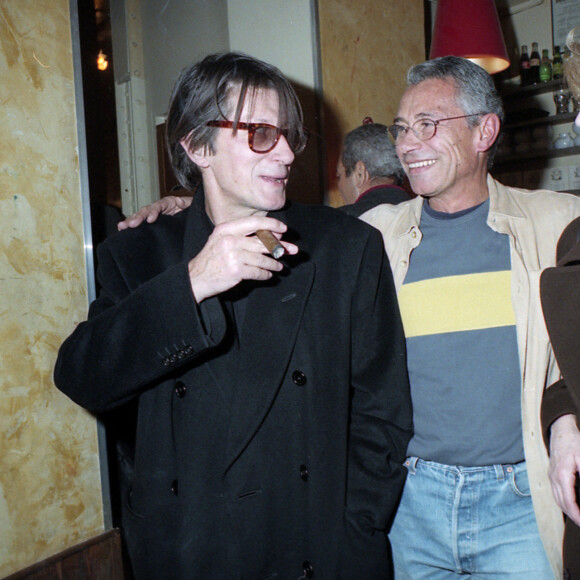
404, 456, 526, 480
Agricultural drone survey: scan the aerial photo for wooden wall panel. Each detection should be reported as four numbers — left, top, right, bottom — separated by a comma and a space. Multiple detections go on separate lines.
317, 0, 425, 205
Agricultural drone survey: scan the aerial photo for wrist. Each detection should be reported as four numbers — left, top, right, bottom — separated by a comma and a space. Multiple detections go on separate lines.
551, 413, 579, 437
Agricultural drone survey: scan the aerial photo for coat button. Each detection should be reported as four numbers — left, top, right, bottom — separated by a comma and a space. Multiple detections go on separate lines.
292, 370, 307, 386
302, 561, 313, 578
175, 381, 187, 398
171, 479, 179, 496
299, 465, 309, 481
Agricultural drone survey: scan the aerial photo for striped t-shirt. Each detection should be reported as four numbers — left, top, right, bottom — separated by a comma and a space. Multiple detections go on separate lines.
398, 199, 524, 466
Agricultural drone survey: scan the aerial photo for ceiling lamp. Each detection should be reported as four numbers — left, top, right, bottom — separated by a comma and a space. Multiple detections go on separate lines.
429, 0, 510, 74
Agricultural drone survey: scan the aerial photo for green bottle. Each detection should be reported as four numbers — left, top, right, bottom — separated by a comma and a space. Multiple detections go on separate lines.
539, 48, 552, 82
553, 45, 563, 79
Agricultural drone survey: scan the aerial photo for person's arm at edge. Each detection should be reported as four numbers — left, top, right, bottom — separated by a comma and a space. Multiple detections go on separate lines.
542, 380, 580, 526
117, 195, 193, 230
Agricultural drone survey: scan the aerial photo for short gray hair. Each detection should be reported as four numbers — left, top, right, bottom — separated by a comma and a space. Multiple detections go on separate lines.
342, 123, 405, 185
407, 56, 504, 167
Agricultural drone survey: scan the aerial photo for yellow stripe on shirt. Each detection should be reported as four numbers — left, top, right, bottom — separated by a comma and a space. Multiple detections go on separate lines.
398, 271, 515, 338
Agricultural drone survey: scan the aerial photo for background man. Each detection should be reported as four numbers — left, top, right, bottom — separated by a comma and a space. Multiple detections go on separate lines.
53, 52, 412, 579
336, 121, 410, 217
362, 55, 580, 579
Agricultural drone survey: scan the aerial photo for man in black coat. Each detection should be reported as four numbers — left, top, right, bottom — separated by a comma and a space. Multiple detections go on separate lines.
54, 52, 412, 580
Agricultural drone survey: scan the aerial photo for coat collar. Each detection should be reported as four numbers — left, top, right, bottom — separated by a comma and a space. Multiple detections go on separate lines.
182, 186, 215, 260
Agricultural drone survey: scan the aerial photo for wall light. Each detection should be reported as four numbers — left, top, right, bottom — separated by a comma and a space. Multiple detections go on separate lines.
97, 50, 108, 71
429, 0, 510, 74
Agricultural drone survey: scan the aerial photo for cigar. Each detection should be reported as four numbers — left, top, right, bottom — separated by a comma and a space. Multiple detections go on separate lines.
256, 230, 285, 259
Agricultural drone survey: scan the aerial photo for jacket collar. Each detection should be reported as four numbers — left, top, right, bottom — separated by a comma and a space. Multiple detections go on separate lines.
391, 174, 526, 239
182, 185, 215, 261
487, 174, 526, 222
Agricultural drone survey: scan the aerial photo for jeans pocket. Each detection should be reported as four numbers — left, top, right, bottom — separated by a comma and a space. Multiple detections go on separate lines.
508, 465, 531, 497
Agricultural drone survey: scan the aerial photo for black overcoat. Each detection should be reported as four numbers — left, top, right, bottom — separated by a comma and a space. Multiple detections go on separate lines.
54, 190, 412, 580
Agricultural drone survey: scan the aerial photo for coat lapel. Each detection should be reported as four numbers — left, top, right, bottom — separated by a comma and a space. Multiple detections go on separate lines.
224, 250, 315, 471
177, 191, 316, 470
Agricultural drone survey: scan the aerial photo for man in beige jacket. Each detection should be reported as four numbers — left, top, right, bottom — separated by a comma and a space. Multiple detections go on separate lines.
361, 56, 580, 579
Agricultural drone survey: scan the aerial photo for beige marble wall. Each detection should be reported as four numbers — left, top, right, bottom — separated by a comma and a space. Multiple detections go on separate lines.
0, 1, 104, 575
318, 0, 425, 206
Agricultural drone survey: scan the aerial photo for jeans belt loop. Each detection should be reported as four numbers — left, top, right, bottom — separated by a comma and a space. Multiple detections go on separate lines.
494, 463, 506, 480
404, 456, 419, 475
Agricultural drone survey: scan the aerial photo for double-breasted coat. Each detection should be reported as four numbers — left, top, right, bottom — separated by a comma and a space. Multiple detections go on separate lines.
54, 189, 413, 580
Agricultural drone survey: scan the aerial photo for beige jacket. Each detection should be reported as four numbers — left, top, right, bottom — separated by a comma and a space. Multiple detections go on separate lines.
361, 175, 580, 579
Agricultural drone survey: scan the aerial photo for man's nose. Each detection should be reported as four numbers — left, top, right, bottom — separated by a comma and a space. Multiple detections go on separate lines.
272, 134, 295, 163
396, 128, 422, 152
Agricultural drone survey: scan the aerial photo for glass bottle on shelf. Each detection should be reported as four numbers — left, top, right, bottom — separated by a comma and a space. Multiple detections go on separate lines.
529, 42, 541, 84
553, 45, 563, 79
519, 45, 530, 86
539, 48, 552, 82
554, 132, 574, 149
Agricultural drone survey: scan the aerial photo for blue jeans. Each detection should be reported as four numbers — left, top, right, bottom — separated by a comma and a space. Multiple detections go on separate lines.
389, 458, 553, 579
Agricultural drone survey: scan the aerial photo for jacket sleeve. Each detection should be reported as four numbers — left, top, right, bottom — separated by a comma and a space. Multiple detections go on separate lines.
53, 240, 227, 413
340, 226, 413, 576
541, 379, 579, 449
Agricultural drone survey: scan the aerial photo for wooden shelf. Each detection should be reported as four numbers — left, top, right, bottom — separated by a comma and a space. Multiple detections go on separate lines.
499, 79, 568, 101
496, 145, 580, 166
504, 111, 577, 130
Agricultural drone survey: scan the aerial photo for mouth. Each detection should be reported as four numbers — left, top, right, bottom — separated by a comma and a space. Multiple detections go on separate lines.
407, 159, 436, 170
263, 176, 288, 185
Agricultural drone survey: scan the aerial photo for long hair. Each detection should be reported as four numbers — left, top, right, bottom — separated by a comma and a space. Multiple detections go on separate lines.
166, 52, 307, 191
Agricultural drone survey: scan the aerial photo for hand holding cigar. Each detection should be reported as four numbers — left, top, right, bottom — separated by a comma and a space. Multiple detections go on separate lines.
256, 230, 285, 259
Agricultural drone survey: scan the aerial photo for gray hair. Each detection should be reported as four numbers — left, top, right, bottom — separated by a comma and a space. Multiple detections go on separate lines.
407, 56, 504, 167
342, 123, 405, 185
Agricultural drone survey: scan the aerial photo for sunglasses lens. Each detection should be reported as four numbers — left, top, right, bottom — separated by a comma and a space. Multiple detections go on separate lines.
249, 125, 308, 154
252, 126, 279, 152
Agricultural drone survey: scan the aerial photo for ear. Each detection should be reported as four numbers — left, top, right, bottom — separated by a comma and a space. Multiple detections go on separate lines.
475, 113, 501, 154
180, 135, 210, 169
353, 160, 368, 189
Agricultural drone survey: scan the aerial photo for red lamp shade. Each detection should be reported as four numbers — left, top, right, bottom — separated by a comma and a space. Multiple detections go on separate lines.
429, 0, 510, 74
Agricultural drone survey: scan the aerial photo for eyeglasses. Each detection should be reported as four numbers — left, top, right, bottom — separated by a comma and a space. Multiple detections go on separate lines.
206, 120, 308, 154
387, 114, 485, 144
